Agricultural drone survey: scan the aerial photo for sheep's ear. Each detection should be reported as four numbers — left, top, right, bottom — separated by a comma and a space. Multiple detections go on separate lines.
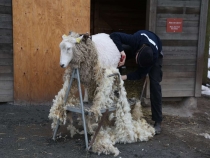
75, 35, 84, 43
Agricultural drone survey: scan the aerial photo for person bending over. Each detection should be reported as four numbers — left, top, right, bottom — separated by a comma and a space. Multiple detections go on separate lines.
110, 30, 163, 134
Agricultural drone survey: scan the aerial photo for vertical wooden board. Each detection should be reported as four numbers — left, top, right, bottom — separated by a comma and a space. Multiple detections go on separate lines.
13, 0, 34, 104
13, 0, 90, 105
195, 0, 209, 97
146, 0, 157, 98
148, 0, 157, 32
202, 1, 210, 84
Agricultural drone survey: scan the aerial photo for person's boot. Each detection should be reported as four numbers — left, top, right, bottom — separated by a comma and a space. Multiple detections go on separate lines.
154, 122, 161, 135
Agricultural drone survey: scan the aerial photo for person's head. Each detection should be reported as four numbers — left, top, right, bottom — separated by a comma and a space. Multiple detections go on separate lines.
136, 45, 154, 67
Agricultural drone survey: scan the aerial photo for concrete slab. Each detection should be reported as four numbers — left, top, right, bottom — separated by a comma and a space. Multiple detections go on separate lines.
142, 97, 197, 117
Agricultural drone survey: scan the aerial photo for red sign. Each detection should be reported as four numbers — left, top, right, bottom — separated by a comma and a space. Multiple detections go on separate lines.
166, 18, 183, 33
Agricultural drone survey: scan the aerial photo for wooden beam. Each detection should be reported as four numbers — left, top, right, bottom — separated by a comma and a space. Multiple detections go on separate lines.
0, 73, 13, 80
162, 72, 195, 78
157, 20, 199, 27
158, 33, 198, 40
202, 2, 210, 84
148, 0, 157, 32
0, 66, 12, 73
157, 14, 199, 21
157, 27, 199, 34
162, 59, 196, 66
162, 78, 195, 85
157, 0, 200, 8
162, 90, 194, 97
157, 6, 200, 14
195, 0, 209, 97
162, 65, 195, 72
146, 0, 157, 98
0, 95, 13, 102
162, 40, 198, 46
0, 0, 12, 7
163, 46, 197, 59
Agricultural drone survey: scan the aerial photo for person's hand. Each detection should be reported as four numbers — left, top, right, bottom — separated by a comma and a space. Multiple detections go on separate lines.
121, 75, 127, 80
118, 51, 126, 67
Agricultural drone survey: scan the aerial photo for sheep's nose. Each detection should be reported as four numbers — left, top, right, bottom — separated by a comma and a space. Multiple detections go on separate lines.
60, 64, 64, 68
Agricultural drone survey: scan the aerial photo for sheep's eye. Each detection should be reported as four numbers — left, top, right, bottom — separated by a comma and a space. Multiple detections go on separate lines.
67, 48, 71, 51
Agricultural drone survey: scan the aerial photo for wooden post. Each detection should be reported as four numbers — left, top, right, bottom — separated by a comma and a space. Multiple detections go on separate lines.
145, 0, 157, 98
202, 2, 210, 85
195, 0, 209, 97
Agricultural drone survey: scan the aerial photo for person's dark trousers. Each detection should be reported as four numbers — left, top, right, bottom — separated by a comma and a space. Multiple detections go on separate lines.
149, 56, 163, 122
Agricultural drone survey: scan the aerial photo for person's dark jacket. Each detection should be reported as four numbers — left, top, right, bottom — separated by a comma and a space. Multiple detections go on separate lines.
110, 30, 163, 80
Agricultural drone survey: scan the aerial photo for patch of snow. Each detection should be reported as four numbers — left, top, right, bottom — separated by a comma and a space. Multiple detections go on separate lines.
201, 85, 210, 96
208, 58, 210, 69
208, 70, 210, 79
209, 46, 210, 55
200, 133, 210, 139
202, 85, 209, 91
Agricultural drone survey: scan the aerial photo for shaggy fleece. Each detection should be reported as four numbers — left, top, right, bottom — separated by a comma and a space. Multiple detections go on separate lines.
49, 32, 155, 156
89, 68, 155, 156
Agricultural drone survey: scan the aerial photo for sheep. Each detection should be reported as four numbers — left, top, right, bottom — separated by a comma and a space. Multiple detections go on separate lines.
59, 32, 121, 102
49, 31, 155, 156
59, 32, 120, 69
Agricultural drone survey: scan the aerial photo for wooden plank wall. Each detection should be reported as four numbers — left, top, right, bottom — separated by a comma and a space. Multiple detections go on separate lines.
13, 0, 90, 105
91, 0, 147, 34
0, 0, 13, 102
156, 0, 201, 97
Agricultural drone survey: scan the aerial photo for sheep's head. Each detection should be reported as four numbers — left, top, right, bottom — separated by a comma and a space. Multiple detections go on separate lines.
59, 34, 83, 68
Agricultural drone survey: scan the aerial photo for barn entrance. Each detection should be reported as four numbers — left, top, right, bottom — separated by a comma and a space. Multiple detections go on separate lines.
90, 0, 147, 34
90, 0, 148, 98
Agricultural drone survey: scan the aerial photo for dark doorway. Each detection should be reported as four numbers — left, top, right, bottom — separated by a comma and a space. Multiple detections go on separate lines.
91, 0, 147, 35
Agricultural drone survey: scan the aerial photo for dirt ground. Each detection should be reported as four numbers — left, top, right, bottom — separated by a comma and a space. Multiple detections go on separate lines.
0, 96, 210, 158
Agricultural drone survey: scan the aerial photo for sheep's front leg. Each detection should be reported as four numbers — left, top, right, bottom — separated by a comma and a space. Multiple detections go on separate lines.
83, 88, 89, 103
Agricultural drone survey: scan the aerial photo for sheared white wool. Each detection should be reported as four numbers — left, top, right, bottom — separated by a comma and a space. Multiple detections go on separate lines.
49, 31, 155, 156
92, 33, 120, 68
